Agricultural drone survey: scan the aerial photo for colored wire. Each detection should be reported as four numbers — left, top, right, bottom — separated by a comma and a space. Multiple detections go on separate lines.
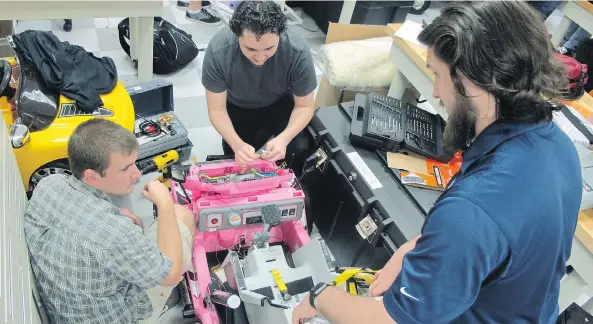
135, 114, 162, 137
198, 167, 280, 184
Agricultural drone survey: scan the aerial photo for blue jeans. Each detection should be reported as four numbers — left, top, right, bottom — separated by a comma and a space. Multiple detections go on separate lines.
528, 1, 561, 19
563, 23, 592, 51
528, 1, 592, 51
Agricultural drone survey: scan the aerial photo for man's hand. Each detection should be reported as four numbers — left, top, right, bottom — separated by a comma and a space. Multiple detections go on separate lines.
292, 296, 318, 324
369, 254, 406, 297
369, 235, 420, 297
120, 208, 143, 228
263, 136, 288, 162
369, 269, 393, 297
232, 141, 259, 165
141, 180, 172, 207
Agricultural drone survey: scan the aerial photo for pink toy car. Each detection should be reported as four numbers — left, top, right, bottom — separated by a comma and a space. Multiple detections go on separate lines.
168, 159, 321, 324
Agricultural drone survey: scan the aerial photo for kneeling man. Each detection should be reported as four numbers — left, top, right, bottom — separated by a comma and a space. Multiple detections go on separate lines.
25, 118, 194, 324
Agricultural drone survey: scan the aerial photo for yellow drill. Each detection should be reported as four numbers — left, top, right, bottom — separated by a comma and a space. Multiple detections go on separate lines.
136, 150, 180, 187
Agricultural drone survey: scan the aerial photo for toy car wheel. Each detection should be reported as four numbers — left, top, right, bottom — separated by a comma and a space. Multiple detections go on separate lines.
410, 0, 431, 15
29, 160, 72, 191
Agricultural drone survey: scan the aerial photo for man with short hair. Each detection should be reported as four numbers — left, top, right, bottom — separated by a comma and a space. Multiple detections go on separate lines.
292, 2, 582, 323
24, 118, 195, 324
202, 1, 317, 173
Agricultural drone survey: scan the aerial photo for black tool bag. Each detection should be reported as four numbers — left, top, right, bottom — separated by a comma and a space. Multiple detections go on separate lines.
118, 17, 198, 75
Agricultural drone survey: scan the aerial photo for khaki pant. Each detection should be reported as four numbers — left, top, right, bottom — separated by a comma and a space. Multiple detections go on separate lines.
140, 218, 194, 324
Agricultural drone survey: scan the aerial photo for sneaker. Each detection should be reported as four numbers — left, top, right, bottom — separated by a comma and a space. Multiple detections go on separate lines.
176, 0, 189, 10
186, 8, 221, 25
557, 46, 576, 57
177, 0, 209, 9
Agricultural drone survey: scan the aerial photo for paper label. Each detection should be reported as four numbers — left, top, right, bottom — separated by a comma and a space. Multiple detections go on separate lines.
401, 172, 426, 186
214, 267, 227, 284
433, 166, 443, 187
393, 20, 427, 49
346, 152, 383, 189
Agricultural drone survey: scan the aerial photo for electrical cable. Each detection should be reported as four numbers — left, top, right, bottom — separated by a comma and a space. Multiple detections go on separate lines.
295, 18, 320, 33
179, 182, 192, 203
138, 119, 162, 137
135, 113, 162, 137
198, 167, 279, 184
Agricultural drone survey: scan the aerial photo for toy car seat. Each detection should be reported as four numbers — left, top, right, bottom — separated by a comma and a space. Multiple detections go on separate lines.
0, 59, 15, 99
10, 47, 60, 132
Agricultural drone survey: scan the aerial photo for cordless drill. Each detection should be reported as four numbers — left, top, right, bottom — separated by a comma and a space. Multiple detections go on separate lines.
136, 150, 180, 187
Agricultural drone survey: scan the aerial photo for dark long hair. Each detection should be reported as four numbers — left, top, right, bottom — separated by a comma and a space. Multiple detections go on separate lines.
418, 1, 568, 123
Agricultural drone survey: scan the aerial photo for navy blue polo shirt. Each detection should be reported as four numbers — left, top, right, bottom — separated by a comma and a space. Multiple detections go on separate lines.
383, 120, 582, 323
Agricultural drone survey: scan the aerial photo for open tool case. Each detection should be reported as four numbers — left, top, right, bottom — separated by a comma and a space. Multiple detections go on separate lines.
127, 79, 193, 161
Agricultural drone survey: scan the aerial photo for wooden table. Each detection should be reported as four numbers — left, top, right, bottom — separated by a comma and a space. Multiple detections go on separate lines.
387, 22, 593, 314
0, 0, 162, 82
551, 0, 593, 48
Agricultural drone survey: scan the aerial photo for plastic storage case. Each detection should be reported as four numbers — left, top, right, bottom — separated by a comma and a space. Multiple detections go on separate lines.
126, 79, 192, 161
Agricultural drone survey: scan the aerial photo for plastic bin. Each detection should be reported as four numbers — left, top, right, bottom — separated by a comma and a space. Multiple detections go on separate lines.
299, 1, 414, 34
351, 1, 414, 26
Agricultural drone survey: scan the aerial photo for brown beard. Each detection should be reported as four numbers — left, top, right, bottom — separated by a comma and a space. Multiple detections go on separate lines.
442, 96, 477, 153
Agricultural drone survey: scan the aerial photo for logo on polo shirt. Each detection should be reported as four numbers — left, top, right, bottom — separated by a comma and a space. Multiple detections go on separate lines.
400, 287, 419, 301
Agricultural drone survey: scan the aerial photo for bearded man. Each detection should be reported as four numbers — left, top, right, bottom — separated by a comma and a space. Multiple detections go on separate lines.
291, 1, 582, 324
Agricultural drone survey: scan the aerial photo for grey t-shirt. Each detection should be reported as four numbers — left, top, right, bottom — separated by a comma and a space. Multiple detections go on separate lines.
201, 27, 317, 109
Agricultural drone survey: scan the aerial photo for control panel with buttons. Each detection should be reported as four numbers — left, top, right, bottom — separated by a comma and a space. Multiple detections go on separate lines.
197, 199, 305, 232
206, 213, 223, 228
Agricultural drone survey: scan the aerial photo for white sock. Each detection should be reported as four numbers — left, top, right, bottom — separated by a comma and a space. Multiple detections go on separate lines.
187, 8, 202, 14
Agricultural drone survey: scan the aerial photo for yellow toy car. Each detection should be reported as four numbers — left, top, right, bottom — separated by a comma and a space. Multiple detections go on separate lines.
0, 41, 135, 193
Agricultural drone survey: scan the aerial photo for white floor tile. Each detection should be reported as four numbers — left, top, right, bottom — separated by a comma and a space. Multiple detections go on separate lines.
162, 68, 205, 98
118, 74, 141, 87
193, 44, 209, 70
162, 6, 181, 26
173, 96, 211, 129
52, 28, 101, 53
94, 18, 109, 29
169, 3, 192, 25
179, 21, 225, 45
99, 50, 136, 76
94, 17, 126, 29
14, 20, 52, 33
96, 28, 123, 52
187, 126, 224, 161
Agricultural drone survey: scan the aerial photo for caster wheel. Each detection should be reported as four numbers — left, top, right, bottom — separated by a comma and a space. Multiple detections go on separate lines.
410, 0, 431, 15
63, 19, 72, 32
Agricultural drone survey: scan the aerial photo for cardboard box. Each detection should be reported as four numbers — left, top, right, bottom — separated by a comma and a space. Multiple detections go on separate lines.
314, 23, 392, 108
387, 151, 461, 191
